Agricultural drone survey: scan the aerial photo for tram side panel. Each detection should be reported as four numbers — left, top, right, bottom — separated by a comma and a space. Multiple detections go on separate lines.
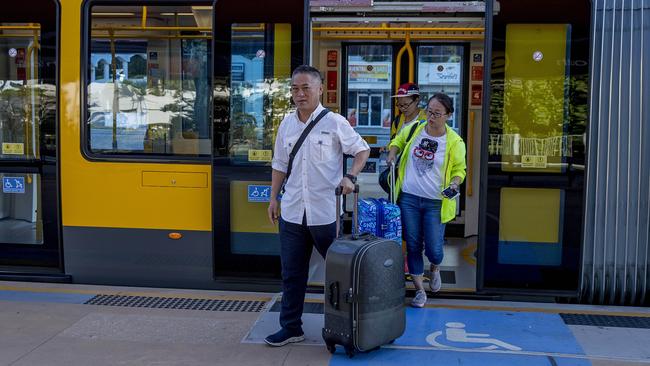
59, 0, 214, 287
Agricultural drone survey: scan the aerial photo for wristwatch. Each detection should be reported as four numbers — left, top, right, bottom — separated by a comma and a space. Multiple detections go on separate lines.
344, 173, 357, 184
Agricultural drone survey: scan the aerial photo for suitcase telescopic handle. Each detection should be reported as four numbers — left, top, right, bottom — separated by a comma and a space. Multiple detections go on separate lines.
335, 184, 360, 239
389, 160, 396, 204
328, 281, 340, 309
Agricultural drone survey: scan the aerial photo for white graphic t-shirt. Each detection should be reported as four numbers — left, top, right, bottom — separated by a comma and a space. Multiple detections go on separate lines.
401, 128, 447, 200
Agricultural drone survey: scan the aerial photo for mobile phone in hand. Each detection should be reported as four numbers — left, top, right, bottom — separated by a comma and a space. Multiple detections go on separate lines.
441, 186, 460, 199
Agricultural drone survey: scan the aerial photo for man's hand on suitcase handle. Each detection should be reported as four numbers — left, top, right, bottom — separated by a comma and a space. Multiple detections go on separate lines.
335, 184, 359, 196
339, 175, 356, 195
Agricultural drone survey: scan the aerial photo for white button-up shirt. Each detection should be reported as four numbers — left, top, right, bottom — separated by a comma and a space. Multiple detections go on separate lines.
272, 104, 369, 226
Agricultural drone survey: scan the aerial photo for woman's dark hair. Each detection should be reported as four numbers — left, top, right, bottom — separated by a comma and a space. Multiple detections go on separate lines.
427, 93, 454, 114
292, 65, 323, 83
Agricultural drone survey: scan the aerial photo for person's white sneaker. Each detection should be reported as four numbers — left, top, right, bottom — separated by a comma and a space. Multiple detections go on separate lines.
411, 290, 427, 308
429, 268, 442, 293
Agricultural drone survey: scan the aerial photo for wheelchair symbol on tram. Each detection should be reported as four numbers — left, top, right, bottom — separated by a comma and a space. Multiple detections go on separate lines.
426, 322, 522, 351
247, 185, 271, 202
3, 177, 25, 194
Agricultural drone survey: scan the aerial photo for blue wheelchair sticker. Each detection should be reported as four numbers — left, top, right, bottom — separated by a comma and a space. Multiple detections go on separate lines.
248, 185, 272, 202
3, 177, 25, 194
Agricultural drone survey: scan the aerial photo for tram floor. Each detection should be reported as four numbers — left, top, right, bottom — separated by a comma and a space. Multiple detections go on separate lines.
308, 236, 477, 293
2, 280, 650, 365
0, 219, 40, 245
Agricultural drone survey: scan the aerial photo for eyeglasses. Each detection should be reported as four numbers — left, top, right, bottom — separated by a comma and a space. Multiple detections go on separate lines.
426, 110, 445, 118
396, 100, 416, 109
414, 147, 435, 160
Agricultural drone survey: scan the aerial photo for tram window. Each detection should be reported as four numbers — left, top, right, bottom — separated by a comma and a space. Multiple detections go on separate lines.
346, 45, 392, 147
85, 5, 212, 157
1, 21, 55, 160
225, 23, 293, 165
417, 45, 464, 133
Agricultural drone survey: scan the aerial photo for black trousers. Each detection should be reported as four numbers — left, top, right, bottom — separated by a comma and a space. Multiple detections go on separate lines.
278, 215, 336, 331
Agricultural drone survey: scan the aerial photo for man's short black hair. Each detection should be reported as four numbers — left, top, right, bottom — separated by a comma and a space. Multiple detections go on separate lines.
292, 65, 323, 83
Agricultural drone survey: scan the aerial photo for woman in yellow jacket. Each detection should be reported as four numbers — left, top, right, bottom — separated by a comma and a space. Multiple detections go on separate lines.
387, 93, 466, 308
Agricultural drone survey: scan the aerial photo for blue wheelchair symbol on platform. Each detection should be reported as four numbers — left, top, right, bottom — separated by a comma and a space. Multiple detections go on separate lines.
248, 185, 272, 202
426, 322, 521, 351
3, 177, 25, 194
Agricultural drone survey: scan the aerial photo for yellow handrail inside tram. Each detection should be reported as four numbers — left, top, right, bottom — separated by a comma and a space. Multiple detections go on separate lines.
141, 6, 147, 28
0, 25, 41, 30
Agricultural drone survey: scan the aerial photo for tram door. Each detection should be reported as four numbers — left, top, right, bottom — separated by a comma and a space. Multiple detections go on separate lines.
0, 2, 61, 271
211, 0, 306, 279
479, 0, 590, 295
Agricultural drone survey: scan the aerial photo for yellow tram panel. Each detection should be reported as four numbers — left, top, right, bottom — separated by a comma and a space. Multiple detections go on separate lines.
59, 0, 212, 231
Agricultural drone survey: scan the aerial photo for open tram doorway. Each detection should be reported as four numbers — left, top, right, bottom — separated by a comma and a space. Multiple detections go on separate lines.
308, 14, 486, 294
0, 1, 63, 277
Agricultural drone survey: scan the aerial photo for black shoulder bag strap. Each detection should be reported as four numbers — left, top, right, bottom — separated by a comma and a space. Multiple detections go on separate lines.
405, 120, 421, 143
282, 108, 330, 193
394, 121, 423, 164
390, 113, 401, 141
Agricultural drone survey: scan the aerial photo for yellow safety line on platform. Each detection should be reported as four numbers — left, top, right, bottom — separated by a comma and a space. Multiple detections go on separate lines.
5, 284, 649, 318
0, 285, 271, 302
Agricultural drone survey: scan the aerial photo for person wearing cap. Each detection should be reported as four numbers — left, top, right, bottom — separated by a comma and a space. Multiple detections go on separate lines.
389, 82, 427, 142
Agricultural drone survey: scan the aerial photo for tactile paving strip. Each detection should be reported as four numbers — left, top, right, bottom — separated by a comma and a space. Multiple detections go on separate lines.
560, 313, 650, 329
84, 294, 266, 312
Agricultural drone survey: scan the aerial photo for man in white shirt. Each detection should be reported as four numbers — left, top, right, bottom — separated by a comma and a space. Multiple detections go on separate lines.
265, 65, 370, 347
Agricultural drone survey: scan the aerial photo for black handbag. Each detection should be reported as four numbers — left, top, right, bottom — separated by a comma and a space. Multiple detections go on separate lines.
378, 122, 421, 194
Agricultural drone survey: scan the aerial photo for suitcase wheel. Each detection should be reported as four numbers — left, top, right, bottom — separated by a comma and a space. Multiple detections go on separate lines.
344, 346, 355, 358
326, 342, 336, 354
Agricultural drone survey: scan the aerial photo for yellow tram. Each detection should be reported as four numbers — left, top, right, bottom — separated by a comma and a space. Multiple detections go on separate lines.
2, 0, 646, 306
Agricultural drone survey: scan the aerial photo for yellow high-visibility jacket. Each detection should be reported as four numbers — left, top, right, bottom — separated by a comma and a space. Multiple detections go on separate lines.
389, 123, 467, 223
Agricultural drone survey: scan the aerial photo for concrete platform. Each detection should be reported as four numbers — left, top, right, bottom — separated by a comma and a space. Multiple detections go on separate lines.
1, 280, 650, 366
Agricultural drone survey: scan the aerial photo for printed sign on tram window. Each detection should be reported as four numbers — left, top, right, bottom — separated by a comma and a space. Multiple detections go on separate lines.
471, 65, 484, 81
471, 84, 483, 106
327, 50, 338, 67
426, 63, 461, 84
248, 149, 272, 162
2, 142, 24, 155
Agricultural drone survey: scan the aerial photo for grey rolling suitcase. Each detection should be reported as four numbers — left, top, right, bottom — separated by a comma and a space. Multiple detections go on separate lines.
322, 185, 405, 358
